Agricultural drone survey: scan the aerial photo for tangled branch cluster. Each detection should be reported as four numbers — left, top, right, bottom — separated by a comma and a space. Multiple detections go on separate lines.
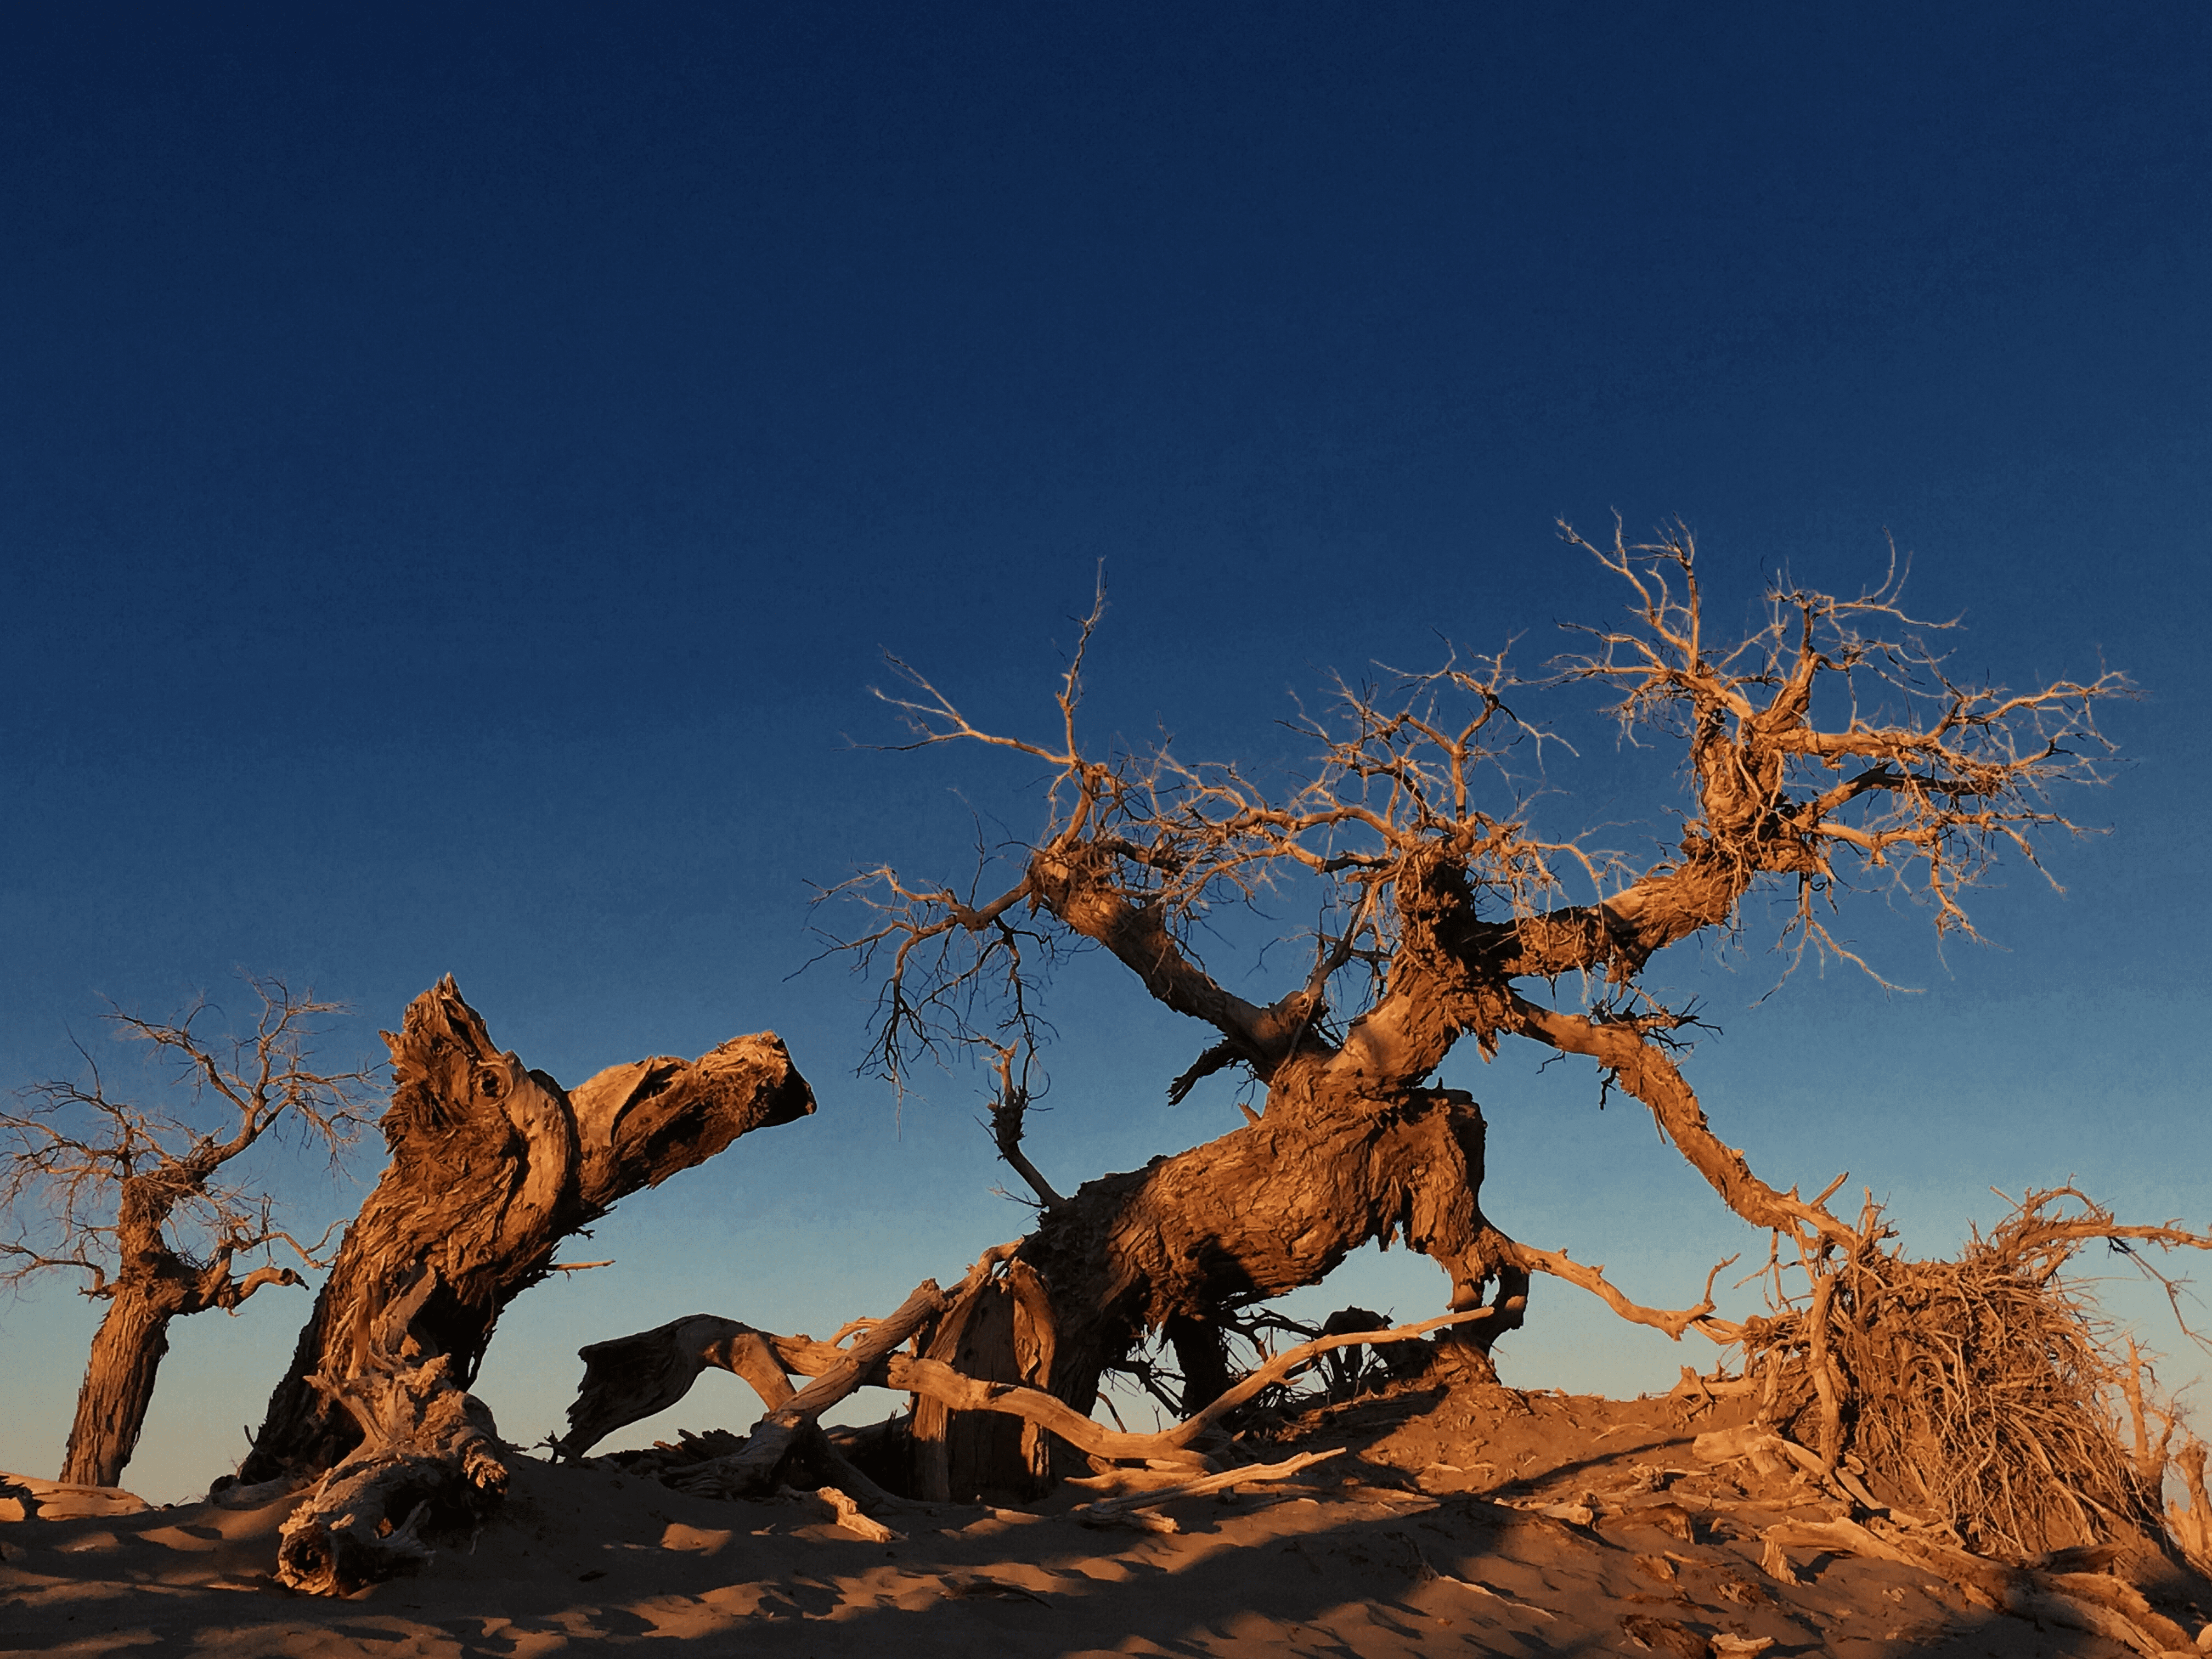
1744, 1189, 2211, 1559
823, 526, 2128, 1246
1, 974, 379, 1299
814, 526, 2203, 1565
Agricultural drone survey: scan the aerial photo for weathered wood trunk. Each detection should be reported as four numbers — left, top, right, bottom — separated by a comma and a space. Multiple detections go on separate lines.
60, 1290, 176, 1487
854, 1078, 1518, 1499
60, 1174, 304, 1486
240, 977, 814, 1483
907, 1260, 1056, 1501
274, 1269, 509, 1597
1015, 1077, 1520, 1419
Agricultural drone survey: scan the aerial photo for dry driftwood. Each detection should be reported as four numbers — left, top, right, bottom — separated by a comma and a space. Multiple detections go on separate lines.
241, 977, 814, 1483
561, 1286, 1497, 1499
1759, 1513, 2196, 1657
0, 1473, 149, 1522
662, 1281, 949, 1499
558, 1314, 800, 1457
274, 1270, 507, 1597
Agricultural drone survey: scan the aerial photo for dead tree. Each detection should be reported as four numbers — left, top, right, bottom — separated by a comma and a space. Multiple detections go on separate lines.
239, 975, 815, 1484
829, 526, 2131, 1464
1, 975, 378, 1487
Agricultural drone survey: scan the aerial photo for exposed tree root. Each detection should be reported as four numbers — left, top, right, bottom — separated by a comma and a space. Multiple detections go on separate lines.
1740, 1188, 2212, 1562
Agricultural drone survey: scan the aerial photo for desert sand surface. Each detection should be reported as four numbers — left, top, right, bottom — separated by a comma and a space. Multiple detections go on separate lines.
5, 1381, 2197, 1658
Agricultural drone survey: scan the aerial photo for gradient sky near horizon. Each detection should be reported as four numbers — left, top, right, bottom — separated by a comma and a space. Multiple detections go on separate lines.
4, 3, 2208, 1502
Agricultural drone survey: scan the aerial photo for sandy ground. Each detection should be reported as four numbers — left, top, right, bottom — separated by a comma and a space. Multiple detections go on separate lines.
6, 1381, 2200, 1657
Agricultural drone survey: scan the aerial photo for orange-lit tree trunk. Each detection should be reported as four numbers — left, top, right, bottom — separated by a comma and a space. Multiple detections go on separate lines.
60, 1214, 300, 1486
1014, 1077, 1517, 1420
241, 977, 815, 1483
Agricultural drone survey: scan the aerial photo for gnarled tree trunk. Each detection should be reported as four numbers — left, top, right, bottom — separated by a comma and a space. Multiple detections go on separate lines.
1014, 1079, 1519, 1421
240, 977, 814, 1483
837, 537, 2139, 1511
274, 1269, 509, 1597
60, 1184, 303, 1486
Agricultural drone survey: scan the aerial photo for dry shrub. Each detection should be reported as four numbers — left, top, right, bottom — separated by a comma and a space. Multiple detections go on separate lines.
1746, 1190, 2180, 1560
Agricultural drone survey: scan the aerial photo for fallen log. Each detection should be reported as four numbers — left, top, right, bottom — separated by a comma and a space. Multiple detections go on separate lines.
560, 1296, 1498, 1493
560, 1316, 913, 1511
0, 1474, 149, 1522
241, 977, 814, 1483
870, 1304, 1497, 1471
557, 1314, 799, 1457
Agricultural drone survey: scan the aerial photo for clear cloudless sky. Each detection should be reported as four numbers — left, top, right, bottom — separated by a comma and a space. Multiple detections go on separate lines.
3, 3, 2207, 1501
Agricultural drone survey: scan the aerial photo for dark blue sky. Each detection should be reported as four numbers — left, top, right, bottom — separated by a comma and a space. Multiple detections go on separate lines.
4, 3, 2208, 1497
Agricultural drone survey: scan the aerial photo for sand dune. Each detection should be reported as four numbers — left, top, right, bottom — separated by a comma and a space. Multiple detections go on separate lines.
4, 1385, 2190, 1657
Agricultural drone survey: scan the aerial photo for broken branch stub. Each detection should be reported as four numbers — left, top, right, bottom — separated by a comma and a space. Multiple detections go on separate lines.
242, 977, 814, 1483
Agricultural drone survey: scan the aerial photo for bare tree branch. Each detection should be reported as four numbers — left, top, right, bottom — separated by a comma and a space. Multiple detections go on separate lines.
814, 529, 2132, 1466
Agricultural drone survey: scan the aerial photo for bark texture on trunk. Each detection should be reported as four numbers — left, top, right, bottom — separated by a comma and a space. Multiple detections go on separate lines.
61, 1293, 176, 1487
908, 1259, 1056, 1500
60, 1172, 304, 1486
274, 1271, 508, 1597
241, 977, 814, 1483
1016, 1078, 1520, 1418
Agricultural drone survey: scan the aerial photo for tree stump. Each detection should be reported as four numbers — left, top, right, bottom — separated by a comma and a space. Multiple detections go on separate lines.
909, 1261, 1056, 1501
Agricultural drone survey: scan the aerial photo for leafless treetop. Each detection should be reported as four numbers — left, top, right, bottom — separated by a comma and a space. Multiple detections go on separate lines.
831, 525, 2123, 1078
2, 973, 381, 1299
